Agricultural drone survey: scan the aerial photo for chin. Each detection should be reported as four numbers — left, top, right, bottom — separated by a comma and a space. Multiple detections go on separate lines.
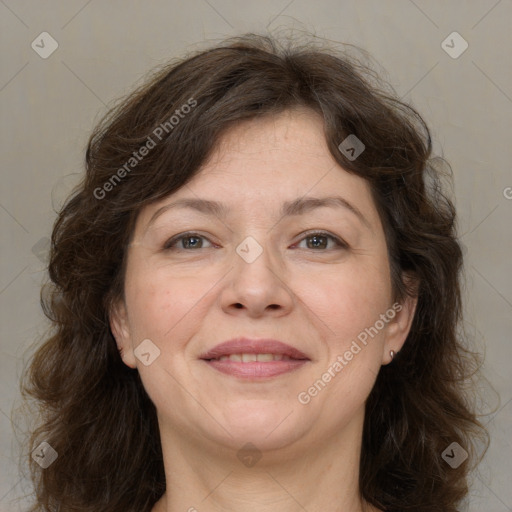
213, 403, 307, 450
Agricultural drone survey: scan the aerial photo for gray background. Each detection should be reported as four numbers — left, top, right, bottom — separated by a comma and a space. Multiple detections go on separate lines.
1, 1, 511, 510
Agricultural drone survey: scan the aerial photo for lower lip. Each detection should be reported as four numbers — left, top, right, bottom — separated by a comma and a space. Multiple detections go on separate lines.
203, 359, 309, 378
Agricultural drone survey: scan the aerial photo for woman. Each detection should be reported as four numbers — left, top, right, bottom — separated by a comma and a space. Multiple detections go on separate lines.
23, 34, 487, 511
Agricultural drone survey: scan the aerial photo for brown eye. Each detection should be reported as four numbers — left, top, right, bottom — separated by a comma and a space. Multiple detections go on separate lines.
294, 232, 347, 250
306, 235, 329, 249
181, 236, 204, 249
164, 233, 214, 250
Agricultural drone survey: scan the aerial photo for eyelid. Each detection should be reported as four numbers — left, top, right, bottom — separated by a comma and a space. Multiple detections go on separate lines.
291, 230, 349, 250
163, 231, 216, 250
163, 230, 348, 251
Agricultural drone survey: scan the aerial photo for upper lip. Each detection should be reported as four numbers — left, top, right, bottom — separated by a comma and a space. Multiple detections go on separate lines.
199, 337, 310, 360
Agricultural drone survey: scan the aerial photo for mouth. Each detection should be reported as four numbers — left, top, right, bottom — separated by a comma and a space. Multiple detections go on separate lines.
199, 338, 310, 379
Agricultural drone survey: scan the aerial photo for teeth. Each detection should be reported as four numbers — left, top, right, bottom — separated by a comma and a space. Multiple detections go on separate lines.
215, 353, 292, 362
256, 353, 274, 362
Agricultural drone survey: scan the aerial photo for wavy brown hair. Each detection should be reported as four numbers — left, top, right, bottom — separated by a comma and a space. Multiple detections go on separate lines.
22, 34, 488, 511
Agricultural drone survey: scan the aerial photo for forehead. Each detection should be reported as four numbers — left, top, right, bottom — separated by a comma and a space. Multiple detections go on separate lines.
135, 109, 380, 228
203, 108, 334, 176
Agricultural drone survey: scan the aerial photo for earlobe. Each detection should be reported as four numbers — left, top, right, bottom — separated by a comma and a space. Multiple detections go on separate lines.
383, 282, 419, 365
109, 300, 137, 369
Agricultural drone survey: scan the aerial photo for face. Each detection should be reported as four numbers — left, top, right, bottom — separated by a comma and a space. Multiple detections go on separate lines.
111, 109, 416, 455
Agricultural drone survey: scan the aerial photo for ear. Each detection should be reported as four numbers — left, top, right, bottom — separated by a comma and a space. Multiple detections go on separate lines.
109, 300, 137, 369
382, 275, 419, 365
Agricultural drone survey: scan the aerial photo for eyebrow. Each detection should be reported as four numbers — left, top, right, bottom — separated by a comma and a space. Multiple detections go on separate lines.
147, 196, 371, 230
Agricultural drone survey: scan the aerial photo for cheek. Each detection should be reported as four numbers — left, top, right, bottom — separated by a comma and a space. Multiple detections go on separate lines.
295, 259, 392, 344
124, 261, 217, 341
296, 264, 391, 422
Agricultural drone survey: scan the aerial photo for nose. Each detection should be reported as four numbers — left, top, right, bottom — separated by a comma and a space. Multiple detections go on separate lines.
219, 240, 295, 318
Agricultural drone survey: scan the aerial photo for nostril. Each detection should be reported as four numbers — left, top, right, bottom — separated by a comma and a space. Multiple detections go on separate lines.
231, 303, 280, 310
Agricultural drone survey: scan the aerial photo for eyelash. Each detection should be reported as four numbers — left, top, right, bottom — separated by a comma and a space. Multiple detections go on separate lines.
293, 231, 348, 250
163, 232, 216, 250
163, 231, 348, 251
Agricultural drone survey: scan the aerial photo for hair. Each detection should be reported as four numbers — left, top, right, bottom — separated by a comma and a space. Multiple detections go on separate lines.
22, 33, 488, 511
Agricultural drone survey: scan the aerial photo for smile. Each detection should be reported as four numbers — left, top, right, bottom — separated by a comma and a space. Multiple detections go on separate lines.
199, 337, 310, 378
212, 353, 295, 362
203, 354, 309, 378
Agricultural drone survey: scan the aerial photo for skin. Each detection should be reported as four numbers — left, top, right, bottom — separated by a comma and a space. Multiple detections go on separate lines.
111, 108, 417, 512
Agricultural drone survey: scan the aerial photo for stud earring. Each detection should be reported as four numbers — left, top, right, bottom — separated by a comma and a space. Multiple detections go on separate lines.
390, 350, 395, 361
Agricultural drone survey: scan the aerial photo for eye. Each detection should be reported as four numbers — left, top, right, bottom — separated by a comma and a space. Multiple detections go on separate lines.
293, 231, 348, 250
164, 232, 215, 250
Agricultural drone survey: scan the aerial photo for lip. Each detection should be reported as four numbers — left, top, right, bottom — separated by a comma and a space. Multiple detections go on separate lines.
199, 337, 309, 360
199, 337, 310, 379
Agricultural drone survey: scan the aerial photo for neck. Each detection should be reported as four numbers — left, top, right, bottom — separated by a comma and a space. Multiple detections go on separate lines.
152, 409, 380, 512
